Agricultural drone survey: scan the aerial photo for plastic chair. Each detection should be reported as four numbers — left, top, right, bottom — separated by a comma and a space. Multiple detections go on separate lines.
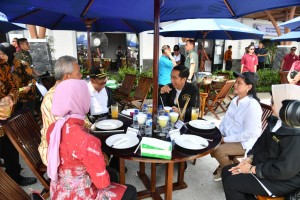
2, 110, 50, 198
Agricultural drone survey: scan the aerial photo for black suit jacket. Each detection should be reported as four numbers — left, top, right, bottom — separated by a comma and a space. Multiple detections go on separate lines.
161, 82, 200, 122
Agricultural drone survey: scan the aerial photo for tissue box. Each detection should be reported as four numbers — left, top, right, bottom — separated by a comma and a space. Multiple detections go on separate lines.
140, 137, 172, 160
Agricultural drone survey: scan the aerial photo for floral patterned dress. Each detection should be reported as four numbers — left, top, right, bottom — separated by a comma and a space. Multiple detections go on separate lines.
46, 118, 126, 200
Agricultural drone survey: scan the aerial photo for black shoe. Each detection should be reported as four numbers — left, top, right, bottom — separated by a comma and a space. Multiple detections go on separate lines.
16, 176, 37, 186
184, 162, 188, 172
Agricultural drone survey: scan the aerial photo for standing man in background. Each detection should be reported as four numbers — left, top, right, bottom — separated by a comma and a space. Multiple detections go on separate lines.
281, 47, 299, 71
14, 38, 32, 66
255, 42, 268, 70
224, 45, 232, 71
184, 40, 198, 86
158, 45, 176, 105
172, 45, 185, 65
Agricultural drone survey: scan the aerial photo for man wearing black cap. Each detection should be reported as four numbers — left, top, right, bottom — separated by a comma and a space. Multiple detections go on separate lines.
281, 47, 299, 71
172, 45, 185, 65
87, 67, 115, 123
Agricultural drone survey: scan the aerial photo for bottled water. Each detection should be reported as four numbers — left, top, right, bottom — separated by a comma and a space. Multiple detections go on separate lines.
145, 113, 152, 137
133, 110, 139, 129
142, 104, 148, 114
158, 105, 165, 116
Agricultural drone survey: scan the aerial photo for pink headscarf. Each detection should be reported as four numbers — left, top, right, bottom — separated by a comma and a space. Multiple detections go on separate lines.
47, 79, 90, 181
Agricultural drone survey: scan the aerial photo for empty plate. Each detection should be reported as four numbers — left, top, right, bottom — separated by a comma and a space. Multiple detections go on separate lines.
121, 109, 137, 116
189, 120, 215, 130
95, 119, 123, 130
175, 134, 209, 150
106, 134, 139, 149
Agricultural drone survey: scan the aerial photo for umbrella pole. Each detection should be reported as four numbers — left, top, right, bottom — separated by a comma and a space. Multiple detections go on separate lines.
201, 32, 209, 72
152, 0, 160, 117
84, 18, 97, 71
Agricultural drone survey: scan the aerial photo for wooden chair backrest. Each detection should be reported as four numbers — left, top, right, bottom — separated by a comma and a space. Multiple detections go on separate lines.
256, 195, 284, 200
199, 93, 208, 118
2, 110, 49, 193
260, 102, 273, 133
213, 80, 235, 101
118, 74, 137, 95
0, 168, 31, 200
279, 71, 289, 84
134, 77, 153, 100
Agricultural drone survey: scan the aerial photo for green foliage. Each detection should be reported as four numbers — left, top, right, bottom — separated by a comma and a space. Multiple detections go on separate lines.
265, 43, 278, 65
80, 66, 90, 78
212, 70, 235, 80
256, 69, 280, 92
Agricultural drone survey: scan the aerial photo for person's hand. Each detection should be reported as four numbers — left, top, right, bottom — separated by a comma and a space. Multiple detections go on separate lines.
160, 85, 172, 94
0, 96, 13, 120
172, 106, 180, 113
21, 86, 31, 93
229, 161, 252, 175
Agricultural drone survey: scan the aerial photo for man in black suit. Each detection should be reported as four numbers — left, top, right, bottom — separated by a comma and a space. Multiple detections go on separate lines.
160, 65, 200, 122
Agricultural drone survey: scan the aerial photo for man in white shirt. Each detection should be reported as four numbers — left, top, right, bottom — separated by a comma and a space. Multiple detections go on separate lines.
87, 67, 115, 123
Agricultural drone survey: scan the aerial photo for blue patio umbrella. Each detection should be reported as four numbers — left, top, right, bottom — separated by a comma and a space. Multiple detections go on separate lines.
279, 16, 300, 31
159, 19, 264, 40
3, 0, 299, 22
0, 12, 25, 33
271, 31, 300, 42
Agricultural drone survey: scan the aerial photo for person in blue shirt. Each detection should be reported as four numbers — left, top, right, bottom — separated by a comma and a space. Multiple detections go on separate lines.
159, 45, 176, 105
255, 42, 268, 70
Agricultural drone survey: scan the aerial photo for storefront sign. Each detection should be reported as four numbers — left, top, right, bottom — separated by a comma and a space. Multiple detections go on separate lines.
255, 24, 285, 37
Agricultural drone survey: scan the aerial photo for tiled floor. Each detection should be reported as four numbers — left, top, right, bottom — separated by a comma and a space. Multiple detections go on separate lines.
16, 93, 271, 200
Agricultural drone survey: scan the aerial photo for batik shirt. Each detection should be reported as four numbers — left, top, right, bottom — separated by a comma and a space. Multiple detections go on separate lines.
0, 59, 18, 137
11, 58, 36, 103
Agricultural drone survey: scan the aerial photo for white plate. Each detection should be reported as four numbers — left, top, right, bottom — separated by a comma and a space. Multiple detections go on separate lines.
121, 109, 137, 116
106, 134, 139, 149
189, 120, 215, 130
95, 119, 123, 130
175, 134, 209, 150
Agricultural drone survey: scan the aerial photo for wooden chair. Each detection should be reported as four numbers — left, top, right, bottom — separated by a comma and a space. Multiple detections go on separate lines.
205, 80, 235, 120
2, 110, 50, 198
0, 168, 31, 200
120, 77, 153, 109
199, 93, 208, 119
279, 71, 289, 84
113, 74, 137, 103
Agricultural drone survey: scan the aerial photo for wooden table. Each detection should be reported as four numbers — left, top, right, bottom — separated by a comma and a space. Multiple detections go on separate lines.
92, 115, 221, 200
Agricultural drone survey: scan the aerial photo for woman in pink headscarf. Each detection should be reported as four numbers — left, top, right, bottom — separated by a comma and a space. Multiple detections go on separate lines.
46, 79, 136, 200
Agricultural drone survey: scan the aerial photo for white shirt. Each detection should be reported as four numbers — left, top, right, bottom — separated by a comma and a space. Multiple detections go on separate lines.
219, 96, 262, 151
173, 53, 181, 63
88, 81, 109, 115
174, 89, 182, 105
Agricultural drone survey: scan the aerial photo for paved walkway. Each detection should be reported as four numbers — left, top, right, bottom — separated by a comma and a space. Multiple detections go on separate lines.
17, 93, 271, 200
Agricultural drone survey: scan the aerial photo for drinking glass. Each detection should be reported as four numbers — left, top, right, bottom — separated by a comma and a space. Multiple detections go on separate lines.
0, 98, 12, 118
191, 107, 199, 120
137, 113, 147, 135
169, 112, 179, 129
111, 104, 118, 119
147, 104, 153, 113
164, 107, 172, 113
158, 115, 169, 137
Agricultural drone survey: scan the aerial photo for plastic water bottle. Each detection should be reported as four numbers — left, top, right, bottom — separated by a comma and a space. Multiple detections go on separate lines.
133, 110, 139, 129
145, 113, 152, 137
158, 105, 164, 116
142, 104, 148, 114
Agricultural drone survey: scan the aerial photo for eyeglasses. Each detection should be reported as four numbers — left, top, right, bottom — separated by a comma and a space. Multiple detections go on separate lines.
249, 48, 254, 50
12, 41, 17, 42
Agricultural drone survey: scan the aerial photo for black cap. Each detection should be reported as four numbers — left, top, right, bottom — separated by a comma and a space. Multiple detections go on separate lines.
89, 67, 107, 79
173, 45, 180, 51
0, 42, 16, 65
291, 46, 297, 51
233, 71, 259, 86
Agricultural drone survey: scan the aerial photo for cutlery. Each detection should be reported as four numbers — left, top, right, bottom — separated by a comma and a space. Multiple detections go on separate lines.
119, 113, 132, 119
188, 139, 207, 147
134, 141, 142, 154
111, 138, 128, 148
92, 130, 124, 133
206, 139, 213, 142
